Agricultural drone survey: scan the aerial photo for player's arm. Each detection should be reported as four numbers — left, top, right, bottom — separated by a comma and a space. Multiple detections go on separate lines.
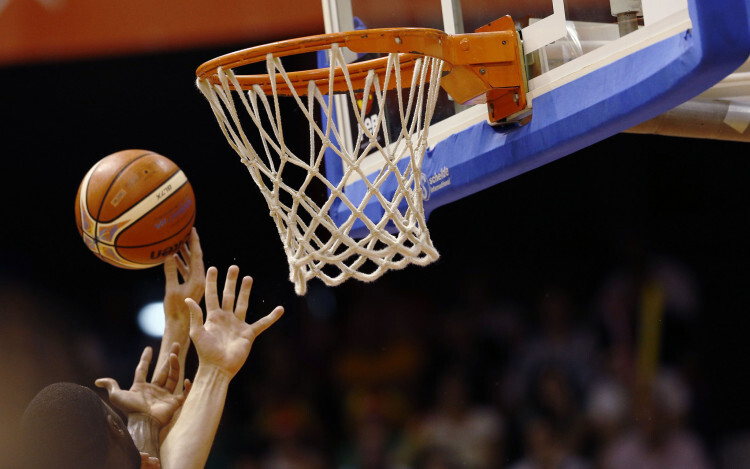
95, 343, 187, 460
159, 265, 283, 469
158, 227, 205, 385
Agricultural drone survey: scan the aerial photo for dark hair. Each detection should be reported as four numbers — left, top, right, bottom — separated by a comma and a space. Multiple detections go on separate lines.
20, 383, 111, 469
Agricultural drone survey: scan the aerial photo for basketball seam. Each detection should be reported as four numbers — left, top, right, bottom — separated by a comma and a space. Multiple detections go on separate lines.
111, 180, 192, 248
81, 211, 195, 249
82, 167, 99, 221
90, 183, 194, 267
91, 151, 154, 256
117, 210, 195, 251
77, 164, 99, 242
97, 163, 178, 225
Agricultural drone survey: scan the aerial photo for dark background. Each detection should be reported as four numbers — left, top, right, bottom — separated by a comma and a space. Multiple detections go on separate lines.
2, 44, 750, 467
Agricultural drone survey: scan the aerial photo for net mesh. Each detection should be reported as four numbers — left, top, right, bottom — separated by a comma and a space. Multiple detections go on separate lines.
197, 45, 443, 294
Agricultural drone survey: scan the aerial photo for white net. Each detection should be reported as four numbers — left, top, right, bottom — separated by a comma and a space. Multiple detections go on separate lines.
197, 45, 443, 294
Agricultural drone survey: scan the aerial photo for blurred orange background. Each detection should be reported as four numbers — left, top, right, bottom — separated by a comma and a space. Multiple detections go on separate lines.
0, 0, 323, 65
0, 0, 615, 65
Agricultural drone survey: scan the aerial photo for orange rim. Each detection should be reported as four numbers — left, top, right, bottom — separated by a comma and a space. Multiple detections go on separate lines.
196, 28, 450, 95
195, 18, 528, 124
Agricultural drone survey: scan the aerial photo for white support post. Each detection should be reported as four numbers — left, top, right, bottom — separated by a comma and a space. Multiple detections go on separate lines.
441, 0, 466, 111
321, 0, 355, 154
521, 0, 567, 53
322, 0, 354, 34
440, 0, 464, 35
610, 0, 643, 15
641, 0, 688, 26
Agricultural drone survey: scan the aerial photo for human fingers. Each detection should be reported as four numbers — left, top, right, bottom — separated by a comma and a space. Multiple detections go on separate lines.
164, 255, 178, 290
94, 377, 122, 395
188, 228, 204, 272
186, 298, 205, 338
186, 229, 205, 296
246, 306, 284, 338
222, 265, 240, 311
163, 352, 181, 393
204, 267, 220, 311
151, 343, 180, 387
140, 452, 161, 469
189, 260, 206, 303
133, 347, 153, 384
174, 251, 189, 281
180, 234, 192, 261
184, 378, 192, 396
234, 276, 253, 321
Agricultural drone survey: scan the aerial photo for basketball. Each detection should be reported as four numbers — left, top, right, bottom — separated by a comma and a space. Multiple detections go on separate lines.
74, 149, 196, 269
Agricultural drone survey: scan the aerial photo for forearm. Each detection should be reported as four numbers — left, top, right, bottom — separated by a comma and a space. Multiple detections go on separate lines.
159, 364, 232, 469
156, 312, 190, 384
128, 413, 161, 459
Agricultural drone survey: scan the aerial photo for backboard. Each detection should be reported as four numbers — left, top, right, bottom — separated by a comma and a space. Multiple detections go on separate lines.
194, 0, 749, 293
320, 0, 750, 235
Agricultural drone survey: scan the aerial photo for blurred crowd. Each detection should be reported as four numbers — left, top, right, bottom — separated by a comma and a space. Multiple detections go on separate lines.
219, 248, 713, 469
1, 243, 747, 469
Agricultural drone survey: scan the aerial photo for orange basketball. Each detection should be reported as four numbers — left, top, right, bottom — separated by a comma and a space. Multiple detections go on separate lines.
74, 149, 196, 269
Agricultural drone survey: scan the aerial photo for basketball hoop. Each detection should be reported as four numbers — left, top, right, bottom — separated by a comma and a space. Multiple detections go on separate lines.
196, 17, 526, 294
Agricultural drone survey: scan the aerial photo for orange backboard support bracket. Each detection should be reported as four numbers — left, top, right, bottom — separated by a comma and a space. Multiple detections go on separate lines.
440, 16, 530, 125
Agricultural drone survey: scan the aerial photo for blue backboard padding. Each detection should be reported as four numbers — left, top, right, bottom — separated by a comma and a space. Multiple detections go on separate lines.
325, 0, 750, 238
329, 158, 412, 235
318, 16, 367, 195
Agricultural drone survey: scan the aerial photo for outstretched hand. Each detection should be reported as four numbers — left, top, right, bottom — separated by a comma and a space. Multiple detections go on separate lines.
96, 343, 188, 426
164, 228, 205, 322
185, 265, 284, 378
157, 227, 205, 388
159, 265, 283, 469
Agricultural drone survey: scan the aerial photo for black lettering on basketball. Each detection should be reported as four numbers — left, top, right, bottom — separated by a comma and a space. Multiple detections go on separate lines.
149, 238, 187, 260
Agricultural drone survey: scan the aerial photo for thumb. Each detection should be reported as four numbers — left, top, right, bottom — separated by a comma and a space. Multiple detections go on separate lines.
185, 298, 204, 337
248, 306, 285, 337
94, 378, 121, 395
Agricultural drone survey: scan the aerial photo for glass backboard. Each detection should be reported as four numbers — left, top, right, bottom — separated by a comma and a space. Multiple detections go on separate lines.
319, 0, 750, 224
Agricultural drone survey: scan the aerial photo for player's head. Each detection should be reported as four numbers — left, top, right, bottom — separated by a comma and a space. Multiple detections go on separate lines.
20, 382, 141, 469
